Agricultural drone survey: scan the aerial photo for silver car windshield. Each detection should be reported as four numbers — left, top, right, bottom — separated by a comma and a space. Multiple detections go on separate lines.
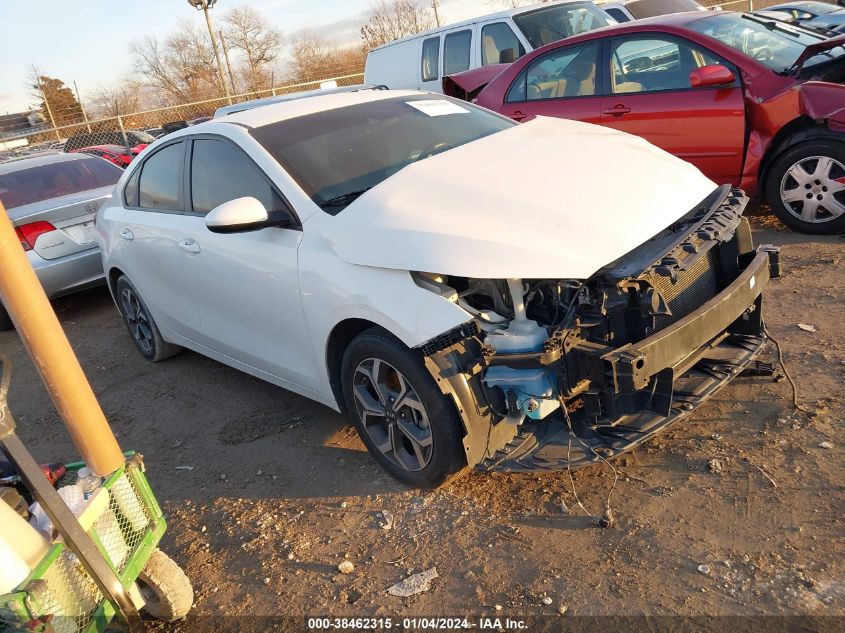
250, 96, 515, 214
513, 3, 617, 49
0, 158, 121, 209
688, 13, 845, 72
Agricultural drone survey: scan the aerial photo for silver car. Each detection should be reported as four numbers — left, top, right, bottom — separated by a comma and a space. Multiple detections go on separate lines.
0, 153, 122, 329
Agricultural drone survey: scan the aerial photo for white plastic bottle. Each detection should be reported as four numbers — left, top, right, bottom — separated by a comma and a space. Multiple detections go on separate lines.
76, 467, 101, 500
0, 537, 31, 593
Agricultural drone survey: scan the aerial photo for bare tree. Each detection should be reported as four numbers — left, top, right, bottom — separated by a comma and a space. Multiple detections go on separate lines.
86, 80, 145, 118
360, 0, 434, 51
222, 5, 283, 93
131, 20, 220, 103
288, 35, 366, 83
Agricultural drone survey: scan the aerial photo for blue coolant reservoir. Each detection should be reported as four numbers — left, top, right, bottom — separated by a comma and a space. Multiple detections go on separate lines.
482, 316, 560, 424
483, 366, 560, 421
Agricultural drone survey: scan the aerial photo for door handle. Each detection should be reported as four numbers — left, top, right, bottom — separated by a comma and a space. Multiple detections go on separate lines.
603, 104, 632, 117
178, 238, 201, 254
511, 110, 527, 122
119, 228, 134, 241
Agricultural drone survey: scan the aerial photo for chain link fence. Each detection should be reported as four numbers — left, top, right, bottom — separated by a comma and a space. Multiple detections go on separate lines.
0, 72, 365, 168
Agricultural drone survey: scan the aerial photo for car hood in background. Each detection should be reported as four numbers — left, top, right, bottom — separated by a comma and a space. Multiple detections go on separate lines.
319, 117, 718, 280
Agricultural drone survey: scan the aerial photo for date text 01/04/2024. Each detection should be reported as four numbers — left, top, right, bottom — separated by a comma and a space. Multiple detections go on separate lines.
306, 616, 529, 630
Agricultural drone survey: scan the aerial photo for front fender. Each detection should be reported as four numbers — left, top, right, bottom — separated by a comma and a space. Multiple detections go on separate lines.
298, 223, 472, 404
799, 81, 845, 132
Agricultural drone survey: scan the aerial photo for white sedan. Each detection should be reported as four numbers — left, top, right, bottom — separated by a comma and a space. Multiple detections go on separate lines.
98, 90, 777, 487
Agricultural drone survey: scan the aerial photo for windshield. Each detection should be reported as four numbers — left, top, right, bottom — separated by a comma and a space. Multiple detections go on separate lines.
687, 13, 845, 72
513, 2, 616, 49
0, 157, 121, 209
251, 95, 515, 213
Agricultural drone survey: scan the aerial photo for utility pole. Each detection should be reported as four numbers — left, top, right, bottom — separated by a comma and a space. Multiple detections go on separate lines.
73, 80, 92, 133
432, 0, 441, 27
218, 30, 238, 96
187, 0, 232, 104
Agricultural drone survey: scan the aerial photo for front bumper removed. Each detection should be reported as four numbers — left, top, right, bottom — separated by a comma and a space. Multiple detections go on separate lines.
479, 245, 778, 472
424, 186, 781, 473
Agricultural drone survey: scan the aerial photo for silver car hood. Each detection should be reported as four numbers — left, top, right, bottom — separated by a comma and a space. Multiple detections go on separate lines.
319, 117, 718, 280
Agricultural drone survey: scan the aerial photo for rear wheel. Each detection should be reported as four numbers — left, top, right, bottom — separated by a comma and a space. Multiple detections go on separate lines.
766, 139, 845, 234
0, 304, 12, 331
115, 275, 181, 362
341, 328, 467, 488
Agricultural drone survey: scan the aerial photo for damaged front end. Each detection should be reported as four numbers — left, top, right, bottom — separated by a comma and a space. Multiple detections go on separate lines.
418, 186, 781, 472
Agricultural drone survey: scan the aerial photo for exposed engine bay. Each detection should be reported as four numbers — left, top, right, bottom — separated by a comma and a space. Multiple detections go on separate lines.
415, 186, 782, 472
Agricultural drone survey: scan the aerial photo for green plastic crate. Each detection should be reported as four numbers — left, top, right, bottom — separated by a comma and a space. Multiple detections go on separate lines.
0, 454, 166, 633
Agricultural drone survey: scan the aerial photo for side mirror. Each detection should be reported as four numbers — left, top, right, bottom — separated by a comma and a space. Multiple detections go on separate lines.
205, 197, 290, 234
689, 65, 735, 88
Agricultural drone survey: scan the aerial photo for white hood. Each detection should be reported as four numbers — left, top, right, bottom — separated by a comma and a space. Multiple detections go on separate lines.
319, 117, 718, 280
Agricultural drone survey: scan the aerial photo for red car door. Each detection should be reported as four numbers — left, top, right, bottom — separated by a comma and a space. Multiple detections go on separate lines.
497, 41, 604, 125
599, 34, 746, 186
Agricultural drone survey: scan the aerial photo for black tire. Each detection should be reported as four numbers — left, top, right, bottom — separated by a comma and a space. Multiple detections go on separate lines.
341, 327, 467, 488
0, 304, 12, 332
114, 275, 181, 362
137, 548, 194, 622
766, 139, 845, 234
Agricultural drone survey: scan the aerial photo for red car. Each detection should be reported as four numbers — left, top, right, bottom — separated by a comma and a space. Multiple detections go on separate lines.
70, 145, 142, 169
447, 12, 845, 233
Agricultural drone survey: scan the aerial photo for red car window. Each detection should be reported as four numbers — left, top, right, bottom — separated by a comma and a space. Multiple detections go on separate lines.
507, 43, 600, 102
609, 37, 726, 94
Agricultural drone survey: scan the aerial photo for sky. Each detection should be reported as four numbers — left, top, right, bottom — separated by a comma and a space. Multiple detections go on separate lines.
0, 0, 497, 115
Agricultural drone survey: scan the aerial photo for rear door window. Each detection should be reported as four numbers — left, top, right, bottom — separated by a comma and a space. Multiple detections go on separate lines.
138, 142, 183, 210
507, 42, 600, 101
481, 22, 525, 65
444, 30, 472, 75
189, 138, 277, 214
0, 158, 121, 209
421, 37, 440, 82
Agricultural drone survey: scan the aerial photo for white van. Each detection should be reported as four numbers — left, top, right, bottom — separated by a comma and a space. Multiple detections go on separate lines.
363, 0, 617, 92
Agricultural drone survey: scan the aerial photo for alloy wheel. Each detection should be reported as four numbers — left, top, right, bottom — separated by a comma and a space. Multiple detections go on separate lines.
120, 287, 154, 354
352, 358, 433, 472
780, 155, 845, 224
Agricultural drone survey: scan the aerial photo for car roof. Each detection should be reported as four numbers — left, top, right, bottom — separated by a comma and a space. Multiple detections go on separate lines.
216, 89, 427, 129
214, 84, 387, 118
514, 9, 713, 50
0, 151, 90, 174
370, 0, 592, 51
76, 144, 125, 152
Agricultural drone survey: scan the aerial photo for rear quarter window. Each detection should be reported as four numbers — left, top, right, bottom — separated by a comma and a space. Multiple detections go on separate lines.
422, 37, 441, 81
0, 158, 122, 209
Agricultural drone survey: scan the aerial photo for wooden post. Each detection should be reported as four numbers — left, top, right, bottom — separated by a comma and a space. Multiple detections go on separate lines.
0, 201, 124, 477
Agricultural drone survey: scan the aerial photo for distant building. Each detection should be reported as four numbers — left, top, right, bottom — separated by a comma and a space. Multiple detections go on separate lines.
0, 110, 49, 141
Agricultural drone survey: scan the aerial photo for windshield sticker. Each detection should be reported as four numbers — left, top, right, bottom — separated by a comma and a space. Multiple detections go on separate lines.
406, 100, 470, 117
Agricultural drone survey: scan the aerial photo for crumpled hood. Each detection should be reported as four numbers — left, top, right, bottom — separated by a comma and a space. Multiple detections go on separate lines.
319, 117, 718, 280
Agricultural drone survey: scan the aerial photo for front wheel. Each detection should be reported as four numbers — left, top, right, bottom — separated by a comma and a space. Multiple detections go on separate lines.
137, 548, 194, 622
766, 139, 845, 234
341, 328, 467, 488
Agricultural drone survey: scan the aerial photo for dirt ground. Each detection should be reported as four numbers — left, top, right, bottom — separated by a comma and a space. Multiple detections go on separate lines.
2, 210, 843, 631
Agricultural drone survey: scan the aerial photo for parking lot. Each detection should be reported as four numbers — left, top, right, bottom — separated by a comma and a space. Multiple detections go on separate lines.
3, 210, 843, 627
